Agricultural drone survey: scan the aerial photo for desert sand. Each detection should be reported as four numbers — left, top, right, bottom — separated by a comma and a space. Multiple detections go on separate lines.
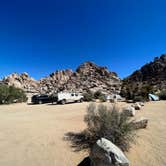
0, 101, 165, 166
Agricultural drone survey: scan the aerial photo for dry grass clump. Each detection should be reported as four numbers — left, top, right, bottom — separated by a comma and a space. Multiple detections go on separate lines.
65, 103, 136, 152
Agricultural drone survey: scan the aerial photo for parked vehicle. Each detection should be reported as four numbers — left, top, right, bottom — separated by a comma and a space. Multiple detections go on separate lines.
31, 92, 83, 105
31, 94, 57, 104
54, 92, 84, 104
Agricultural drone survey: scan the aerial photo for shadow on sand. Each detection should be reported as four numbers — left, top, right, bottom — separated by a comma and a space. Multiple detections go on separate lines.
77, 157, 91, 166
46, 101, 82, 106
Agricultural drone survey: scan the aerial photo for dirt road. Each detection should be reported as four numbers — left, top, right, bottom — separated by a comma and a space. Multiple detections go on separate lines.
0, 101, 165, 166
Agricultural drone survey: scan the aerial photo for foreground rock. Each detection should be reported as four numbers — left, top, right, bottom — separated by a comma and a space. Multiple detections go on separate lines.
139, 102, 144, 106
123, 106, 136, 117
90, 138, 129, 166
131, 103, 142, 110
132, 117, 148, 130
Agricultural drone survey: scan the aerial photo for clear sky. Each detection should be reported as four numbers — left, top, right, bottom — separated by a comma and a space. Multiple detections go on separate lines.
0, 0, 166, 80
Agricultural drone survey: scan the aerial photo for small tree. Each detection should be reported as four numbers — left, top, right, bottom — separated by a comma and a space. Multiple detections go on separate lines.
94, 91, 106, 102
65, 103, 136, 152
140, 85, 153, 100
94, 91, 102, 99
0, 84, 27, 104
83, 90, 94, 102
0, 84, 9, 104
7, 86, 27, 103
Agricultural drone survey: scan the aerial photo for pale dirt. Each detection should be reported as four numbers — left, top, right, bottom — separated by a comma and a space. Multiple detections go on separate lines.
0, 101, 165, 166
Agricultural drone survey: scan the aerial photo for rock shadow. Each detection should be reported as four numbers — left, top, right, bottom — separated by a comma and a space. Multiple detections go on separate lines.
77, 157, 91, 166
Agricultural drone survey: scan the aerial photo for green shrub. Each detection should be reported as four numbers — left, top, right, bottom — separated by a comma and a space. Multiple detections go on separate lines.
140, 85, 154, 101
94, 91, 102, 99
159, 90, 166, 100
98, 95, 106, 102
0, 84, 10, 104
0, 84, 27, 104
65, 103, 136, 152
94, 90, 106, 102
121, 83, 154, 101
83, 91, 94, 102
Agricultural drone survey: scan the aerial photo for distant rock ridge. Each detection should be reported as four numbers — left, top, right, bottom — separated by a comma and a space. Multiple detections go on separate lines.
121, 54, 166, 95
1, 62, 121, 95
126, 54, 166, 83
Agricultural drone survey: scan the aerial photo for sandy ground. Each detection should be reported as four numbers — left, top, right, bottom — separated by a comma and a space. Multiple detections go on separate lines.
0, 101, 165, 166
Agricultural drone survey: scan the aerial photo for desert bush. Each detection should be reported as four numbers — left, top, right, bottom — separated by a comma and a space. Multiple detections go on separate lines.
159, 90, 166, 100
83, 91, 94, 102
65, 103, 136, 152
0, 84, 10, 104
133, 96, 145, 102
98, 95, 106, 102
0, 84, 27, 104
121, 83, 154, 101
94, 91, 102, 99
94, 91, 106, 102
140, 85, 154, 100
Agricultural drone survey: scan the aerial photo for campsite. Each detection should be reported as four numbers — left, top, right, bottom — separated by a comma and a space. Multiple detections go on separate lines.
0, 101, 165, 166
1, 0, 166, 165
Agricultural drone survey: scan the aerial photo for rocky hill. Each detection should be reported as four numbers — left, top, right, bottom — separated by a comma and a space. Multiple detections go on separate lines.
2, 62, 121, 95
121, 55, 166, 99
2, 72, 40, 93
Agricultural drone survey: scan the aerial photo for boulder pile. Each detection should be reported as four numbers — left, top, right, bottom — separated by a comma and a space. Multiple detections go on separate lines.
2, 72, 40, 93
2, 62, 121, 95
123, 102, 149, 130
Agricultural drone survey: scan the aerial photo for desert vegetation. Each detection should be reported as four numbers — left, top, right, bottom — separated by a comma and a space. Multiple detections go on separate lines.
65, 103, 136, 152
159, 90, 166, 100
121, 82, 154, 102
0, 84, 27, 104
83, 90, 106, 102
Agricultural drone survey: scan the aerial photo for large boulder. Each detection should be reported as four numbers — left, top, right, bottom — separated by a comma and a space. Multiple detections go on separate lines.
139, 102, 144, 106
123, 106, 136, 117
90, 138, 130, 166
132, 117, 148, 130
131, 103, 142, 110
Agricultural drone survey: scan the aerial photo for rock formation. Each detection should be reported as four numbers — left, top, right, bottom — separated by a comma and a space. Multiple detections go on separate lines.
2, 62, 121, 95
2, 72, 40, 93
39, 69, 73, 93
62, 62, 121, 94
121, 55, 166, 99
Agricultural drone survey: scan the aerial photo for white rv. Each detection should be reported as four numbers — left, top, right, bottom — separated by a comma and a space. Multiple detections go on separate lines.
54, 92, 84, 104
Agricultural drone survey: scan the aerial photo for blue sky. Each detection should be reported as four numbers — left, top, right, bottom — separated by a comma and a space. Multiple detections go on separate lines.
0, 0, 166, 80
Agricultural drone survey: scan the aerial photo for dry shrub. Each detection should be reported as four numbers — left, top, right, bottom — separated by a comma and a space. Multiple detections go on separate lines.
65, 103, 136, 152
